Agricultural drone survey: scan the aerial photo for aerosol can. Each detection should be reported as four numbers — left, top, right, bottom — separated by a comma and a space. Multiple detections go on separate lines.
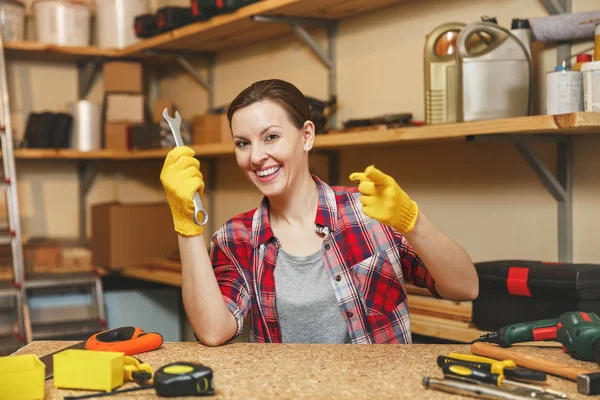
424, 22, 466, 124
455, 18, 533, 122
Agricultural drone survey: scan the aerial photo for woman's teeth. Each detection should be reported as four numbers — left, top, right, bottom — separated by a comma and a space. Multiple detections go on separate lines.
257, 166, 281, 177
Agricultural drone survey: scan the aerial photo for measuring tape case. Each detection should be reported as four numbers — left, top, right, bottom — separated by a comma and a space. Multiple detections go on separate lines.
472, 260, 600, 331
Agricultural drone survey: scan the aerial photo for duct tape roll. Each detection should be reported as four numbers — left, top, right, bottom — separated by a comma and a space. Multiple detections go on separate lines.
69, 100, 101, 151
529, 10, 600, 42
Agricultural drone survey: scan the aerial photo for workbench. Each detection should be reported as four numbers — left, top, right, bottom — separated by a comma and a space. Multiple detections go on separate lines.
13, 341, 600, 399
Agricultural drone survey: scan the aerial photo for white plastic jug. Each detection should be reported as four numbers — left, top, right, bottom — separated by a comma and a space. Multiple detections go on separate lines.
455, 20, 532, 122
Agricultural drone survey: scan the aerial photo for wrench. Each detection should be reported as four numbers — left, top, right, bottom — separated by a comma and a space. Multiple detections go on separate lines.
163, 108, 208, 226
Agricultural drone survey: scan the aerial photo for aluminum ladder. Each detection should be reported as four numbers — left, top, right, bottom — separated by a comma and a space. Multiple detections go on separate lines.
0, 33, 31, 348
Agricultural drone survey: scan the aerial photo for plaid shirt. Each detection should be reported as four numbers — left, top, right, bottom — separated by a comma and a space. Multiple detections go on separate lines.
210, 176, 440, 344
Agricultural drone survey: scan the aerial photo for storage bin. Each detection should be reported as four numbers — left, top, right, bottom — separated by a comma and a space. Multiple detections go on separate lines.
32, 0, 91, 46
96, 0, 148, 48
0, 0, 25, 42
472, 260, 600, 331
0, 354, 45, 400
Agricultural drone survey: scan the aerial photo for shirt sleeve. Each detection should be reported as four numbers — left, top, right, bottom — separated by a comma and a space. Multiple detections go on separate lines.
210, 228, 252, 342
394, 230, 442, 299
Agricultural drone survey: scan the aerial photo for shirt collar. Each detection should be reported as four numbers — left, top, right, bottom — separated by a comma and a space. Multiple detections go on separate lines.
250, 175, 339, 248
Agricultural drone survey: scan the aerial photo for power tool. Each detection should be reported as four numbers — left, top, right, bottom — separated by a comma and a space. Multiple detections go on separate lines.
471, 311, 600, 364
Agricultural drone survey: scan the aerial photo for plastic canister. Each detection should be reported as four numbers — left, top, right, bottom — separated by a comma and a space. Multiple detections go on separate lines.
96, 0, 149, 49
0, 0, 25, 42
69, 100, 102, 151
32, 0, 91, 46
581, 60, 600, 112
545, 65, 583, 115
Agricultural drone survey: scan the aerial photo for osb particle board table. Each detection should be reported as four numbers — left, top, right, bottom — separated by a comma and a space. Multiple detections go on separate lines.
13, 341, 600, 399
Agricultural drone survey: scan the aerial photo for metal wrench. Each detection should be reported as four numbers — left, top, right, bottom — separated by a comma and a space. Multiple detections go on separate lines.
163, 108, 208, 226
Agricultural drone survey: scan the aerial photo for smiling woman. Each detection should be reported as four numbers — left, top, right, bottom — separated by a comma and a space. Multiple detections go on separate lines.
159, 79, 479, 346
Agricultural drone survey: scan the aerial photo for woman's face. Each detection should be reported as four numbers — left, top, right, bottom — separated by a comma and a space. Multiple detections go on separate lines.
231, 99, 314, 199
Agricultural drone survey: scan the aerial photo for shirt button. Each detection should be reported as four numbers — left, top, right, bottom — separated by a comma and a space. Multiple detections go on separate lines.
335, 275, 341, 282
346, 311, 353, 318
325, 244, 331, 250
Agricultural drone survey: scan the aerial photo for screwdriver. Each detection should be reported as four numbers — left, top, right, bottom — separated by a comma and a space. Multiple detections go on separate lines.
440, 353, 547, 381
441, 363, 567, 399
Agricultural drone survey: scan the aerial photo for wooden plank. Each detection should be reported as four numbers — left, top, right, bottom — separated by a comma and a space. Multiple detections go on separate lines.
314, 112, 600, 150
120, 266, 182, 287
120, 0, 405, 56
407, 294, 472, 322
405, 284, 432, 297
4, 112, 600, 160
410, 312, 488, 343
5, 41, 118, 62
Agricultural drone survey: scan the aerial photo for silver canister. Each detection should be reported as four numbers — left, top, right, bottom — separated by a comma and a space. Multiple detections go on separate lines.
545, 66, 583, 115
69, 100, 102, 151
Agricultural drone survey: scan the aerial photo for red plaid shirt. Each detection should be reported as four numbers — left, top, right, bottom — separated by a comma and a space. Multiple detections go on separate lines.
210, 176, 440, 343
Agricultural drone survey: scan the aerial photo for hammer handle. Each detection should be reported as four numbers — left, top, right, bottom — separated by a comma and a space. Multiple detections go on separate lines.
471, 342, 593, 381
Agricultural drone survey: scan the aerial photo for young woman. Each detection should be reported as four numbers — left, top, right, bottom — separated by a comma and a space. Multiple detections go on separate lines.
160, 79, 478, 346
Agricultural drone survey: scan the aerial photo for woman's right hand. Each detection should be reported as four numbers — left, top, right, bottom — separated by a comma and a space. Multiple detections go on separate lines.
160, 146, 205, 236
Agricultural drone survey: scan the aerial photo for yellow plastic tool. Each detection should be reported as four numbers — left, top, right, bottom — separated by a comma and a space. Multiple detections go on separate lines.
447, 352, 517, 377
54, 349, 125, 392
0, 354, 45, 400
124, 356, 153, 383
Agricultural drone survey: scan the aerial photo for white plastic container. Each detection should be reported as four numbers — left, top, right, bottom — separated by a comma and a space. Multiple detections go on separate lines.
69, 100, 102, 151
581, 61, 600, 112
33, 0, 91, 46
0, 0, 25, 42
545, 66, 583, 115
95, 0, 148, 49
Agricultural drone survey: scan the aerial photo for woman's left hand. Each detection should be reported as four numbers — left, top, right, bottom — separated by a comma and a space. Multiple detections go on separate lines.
349, 165, 419, 234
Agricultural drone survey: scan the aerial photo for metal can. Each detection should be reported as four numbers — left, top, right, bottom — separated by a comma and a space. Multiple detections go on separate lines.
545, 66, 583, 115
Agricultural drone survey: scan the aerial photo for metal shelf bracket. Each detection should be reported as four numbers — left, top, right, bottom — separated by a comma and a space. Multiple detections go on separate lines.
77, 57, 104, 99
468, 134, 573, 262
142, 50, 216, 109
78, 160, 97, 243
252, 15, 338, 128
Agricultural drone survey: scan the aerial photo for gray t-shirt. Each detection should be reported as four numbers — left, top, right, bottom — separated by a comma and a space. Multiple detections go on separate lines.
273, 247, 351, 344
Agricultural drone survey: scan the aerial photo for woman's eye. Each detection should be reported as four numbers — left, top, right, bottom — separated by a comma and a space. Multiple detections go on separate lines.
235, 140, 249, 148
265, 133, 279, 141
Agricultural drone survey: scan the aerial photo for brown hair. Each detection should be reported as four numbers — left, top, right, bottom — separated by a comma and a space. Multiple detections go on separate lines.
227, 79, 311, 129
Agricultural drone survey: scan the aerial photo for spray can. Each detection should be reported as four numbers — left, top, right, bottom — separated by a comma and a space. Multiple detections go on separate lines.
545, 64, 583, 115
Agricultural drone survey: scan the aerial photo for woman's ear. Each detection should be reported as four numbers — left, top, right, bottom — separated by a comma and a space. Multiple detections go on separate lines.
302, 120, 316, 152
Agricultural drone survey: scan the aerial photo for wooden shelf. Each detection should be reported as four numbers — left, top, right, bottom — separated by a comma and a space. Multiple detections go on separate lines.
120, 0, 403, 57
2, 1, 406, 62
7, 112, 600, 160
4, 41, 119, 62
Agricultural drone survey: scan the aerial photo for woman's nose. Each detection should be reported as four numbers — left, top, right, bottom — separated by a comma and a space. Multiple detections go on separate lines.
250, 144, 267, 164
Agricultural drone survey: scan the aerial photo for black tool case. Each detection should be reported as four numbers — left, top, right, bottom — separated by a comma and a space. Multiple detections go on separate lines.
472, 260, 600, 331
191, 0, 261, 18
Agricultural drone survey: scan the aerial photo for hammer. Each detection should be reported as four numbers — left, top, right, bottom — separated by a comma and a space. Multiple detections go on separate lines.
472, 342, 600, 395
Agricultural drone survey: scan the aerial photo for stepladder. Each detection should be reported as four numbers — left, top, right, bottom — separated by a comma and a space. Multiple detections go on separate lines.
0, 35, 107, 350
0, 33, 31, 349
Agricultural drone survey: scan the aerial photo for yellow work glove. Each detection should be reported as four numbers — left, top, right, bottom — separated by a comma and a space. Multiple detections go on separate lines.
349, 165, 419, 234
160, 146, 205, 237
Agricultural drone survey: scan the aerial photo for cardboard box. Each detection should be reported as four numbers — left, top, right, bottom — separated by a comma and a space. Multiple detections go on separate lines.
105, 93, 145, 123
192, 114, 230, 144
153, 99, 175, 123
104, 123, 130, 150
91, 202, 178, 269
103, 61, 143, 93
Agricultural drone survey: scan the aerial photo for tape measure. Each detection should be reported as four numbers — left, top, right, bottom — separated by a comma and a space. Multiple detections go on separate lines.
154, 362, 215, 397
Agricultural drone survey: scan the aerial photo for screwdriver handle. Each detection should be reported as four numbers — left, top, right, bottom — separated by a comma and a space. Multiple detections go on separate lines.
442, 364, 503, 386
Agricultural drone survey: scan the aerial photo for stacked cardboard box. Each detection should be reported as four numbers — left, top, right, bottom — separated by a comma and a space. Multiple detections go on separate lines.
103, 61, 145, 150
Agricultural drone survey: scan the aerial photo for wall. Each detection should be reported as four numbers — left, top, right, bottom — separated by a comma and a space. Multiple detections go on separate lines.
4, 0, 600, 268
